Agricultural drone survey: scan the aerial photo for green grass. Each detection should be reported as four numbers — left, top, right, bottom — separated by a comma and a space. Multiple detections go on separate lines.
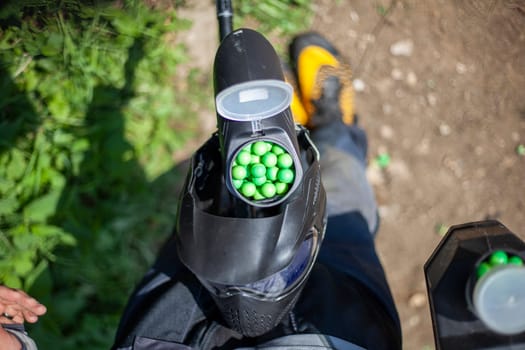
0, 1, 206, 348
235, 0, 313, 35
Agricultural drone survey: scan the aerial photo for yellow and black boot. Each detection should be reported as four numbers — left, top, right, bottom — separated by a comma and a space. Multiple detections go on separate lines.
289, 32, 355, 128
282, 60, 309, 126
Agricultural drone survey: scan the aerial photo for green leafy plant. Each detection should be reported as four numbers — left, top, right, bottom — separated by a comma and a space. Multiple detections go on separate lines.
1, 0, 309, 348
0, 1, 205, 349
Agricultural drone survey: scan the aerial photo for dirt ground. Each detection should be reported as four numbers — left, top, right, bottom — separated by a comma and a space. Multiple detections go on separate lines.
177, 1, 525, 349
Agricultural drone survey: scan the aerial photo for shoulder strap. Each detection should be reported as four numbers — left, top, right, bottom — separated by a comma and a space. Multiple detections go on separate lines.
113, 237, 214, 348
114, 271, 209, 347
235, 334, 366, 350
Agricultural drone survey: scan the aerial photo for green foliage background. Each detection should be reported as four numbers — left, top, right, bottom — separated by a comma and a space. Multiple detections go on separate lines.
0, 0, 311, 348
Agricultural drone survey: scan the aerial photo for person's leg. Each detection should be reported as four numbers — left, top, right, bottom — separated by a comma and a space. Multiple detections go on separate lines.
289, 32, 378, 235
289, 32, 401, 342
310, 120, 378, 234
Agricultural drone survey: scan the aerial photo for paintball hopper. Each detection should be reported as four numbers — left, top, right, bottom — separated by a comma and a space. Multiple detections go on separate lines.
214, 28, 302, 207
425, 220, 525, 349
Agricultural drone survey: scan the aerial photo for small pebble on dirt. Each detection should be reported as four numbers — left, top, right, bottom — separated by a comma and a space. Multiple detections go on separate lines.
353, 78, 365, 92
391, 68, 403, 80
407, 314, 421, 328
456, 62, 467, 74
380, 125, 394, 139
390, 39, 414, 56
350, 11, 359, 23
408, 292, 427, 308
439, 123, 451, 136
427, 93, 437, 106
406, 71, 418, 86
367, 165, 385, 186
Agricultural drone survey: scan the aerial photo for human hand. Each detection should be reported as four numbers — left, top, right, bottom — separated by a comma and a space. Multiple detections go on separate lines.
0, 285, 46, 350
0, 285, 47, 325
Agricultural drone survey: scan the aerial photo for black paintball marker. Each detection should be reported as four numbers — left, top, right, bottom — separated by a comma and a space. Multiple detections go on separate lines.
175, 0, 326, 336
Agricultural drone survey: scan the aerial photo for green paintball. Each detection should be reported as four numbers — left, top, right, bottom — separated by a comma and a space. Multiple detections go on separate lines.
231, 140, 295, 201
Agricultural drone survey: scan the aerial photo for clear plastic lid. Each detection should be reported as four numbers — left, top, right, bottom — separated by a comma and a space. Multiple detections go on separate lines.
473, 265, 525, 334
216, 80, 293, 121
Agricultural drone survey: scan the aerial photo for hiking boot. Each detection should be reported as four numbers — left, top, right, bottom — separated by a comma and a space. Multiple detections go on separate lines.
289, 32, 355, 128
281, 60, 309, 125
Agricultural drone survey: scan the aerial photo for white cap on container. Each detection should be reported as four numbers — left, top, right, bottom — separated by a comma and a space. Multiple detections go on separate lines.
473, 265, 525, 334
216, 80, 293, 121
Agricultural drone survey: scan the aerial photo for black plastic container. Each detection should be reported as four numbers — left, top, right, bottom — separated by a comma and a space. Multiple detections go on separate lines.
425, 220, 525, 349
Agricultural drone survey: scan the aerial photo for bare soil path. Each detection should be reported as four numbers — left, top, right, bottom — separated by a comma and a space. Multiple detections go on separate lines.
311, 1, 525, 348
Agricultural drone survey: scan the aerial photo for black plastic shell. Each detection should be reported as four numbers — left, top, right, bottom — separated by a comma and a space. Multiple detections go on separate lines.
425, 220, 525, 349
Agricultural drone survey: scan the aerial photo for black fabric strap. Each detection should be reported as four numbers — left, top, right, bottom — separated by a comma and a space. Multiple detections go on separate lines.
113, 237, 213, 348
133, 336, 193, 350
235, 334, 365, 349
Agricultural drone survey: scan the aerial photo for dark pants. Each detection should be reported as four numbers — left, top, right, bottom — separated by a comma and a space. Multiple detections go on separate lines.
285, 120, 401, 348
